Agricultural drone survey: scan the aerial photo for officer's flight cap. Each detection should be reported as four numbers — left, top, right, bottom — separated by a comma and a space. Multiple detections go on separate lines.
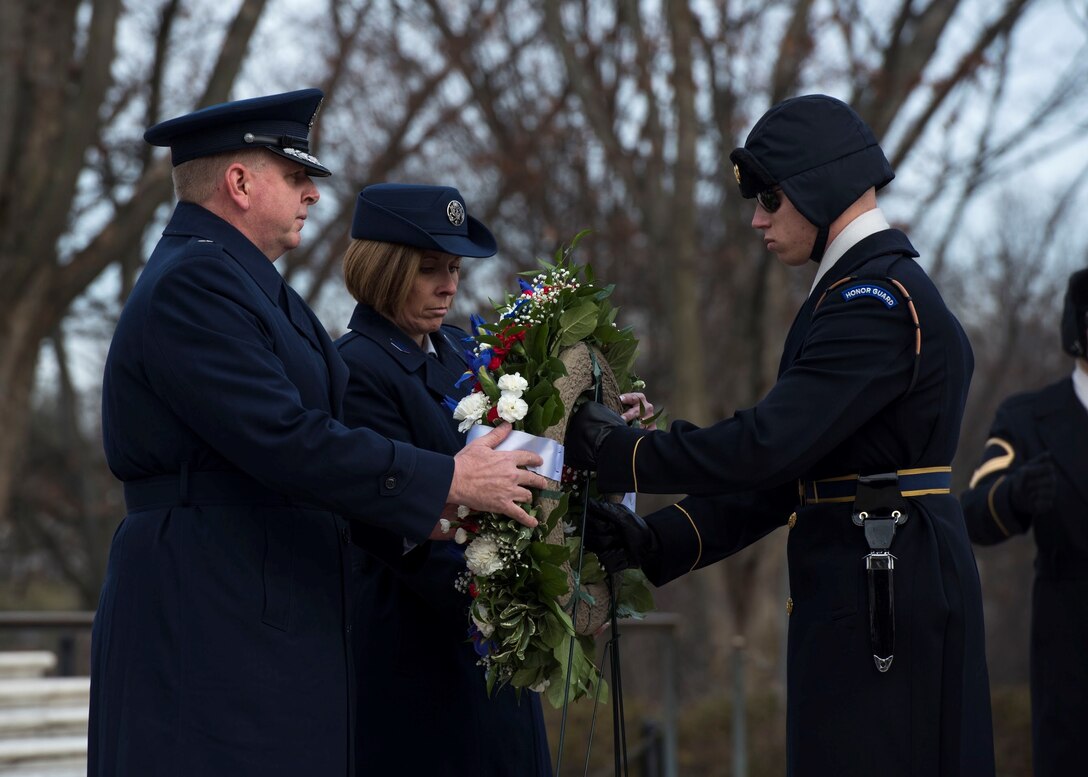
351, 183, 497, 258
730, 94, 893, 261
144, 88, 331, 177
1061, 267, 1088, 357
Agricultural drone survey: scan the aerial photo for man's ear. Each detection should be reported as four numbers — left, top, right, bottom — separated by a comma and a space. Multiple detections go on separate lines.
224, 163, 251, 208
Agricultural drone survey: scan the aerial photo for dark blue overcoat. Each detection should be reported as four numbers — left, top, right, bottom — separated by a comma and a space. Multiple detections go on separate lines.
91, 202, 454, 777
595, 230, 995, 777
961, 376, 1088, 777
335, 304, 552, 776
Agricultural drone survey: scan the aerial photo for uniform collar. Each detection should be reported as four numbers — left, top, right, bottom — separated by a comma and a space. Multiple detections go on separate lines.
1074, 361, 1088, 414
164, 201, 285, 307
810, 208, 891, 292
347, 304, 426, 368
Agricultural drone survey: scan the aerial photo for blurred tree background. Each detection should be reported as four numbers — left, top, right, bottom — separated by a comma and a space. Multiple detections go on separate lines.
2, 0, 1087, 774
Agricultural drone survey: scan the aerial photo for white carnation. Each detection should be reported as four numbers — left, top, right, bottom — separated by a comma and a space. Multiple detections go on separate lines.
497, 372, 529, 396
496, 394, 529, 423
465, 536, 504, 576
472, 603, 495, 638
452, 392, 491, 432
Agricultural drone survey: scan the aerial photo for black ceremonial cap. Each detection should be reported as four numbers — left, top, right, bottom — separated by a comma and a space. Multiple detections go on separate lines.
351, 183, 497, 258
729, 94, 893, 257
144, 88, 331, 177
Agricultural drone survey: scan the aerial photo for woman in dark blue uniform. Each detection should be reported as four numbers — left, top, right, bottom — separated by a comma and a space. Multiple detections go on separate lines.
335, 184, 552, 776
960, 268, 1088, 777
567, 96, 995, 777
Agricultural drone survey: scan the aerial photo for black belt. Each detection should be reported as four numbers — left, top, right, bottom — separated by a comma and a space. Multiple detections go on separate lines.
800, 466, 952, 505
123, 469, 321, 511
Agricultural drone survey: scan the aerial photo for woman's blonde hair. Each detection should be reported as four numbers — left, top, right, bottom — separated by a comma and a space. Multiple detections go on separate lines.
342, 239, 424, 319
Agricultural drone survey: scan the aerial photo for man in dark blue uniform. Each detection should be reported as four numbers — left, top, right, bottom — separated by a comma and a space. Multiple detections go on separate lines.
91, 89, 546, 777
960, 267, 1088, 777
567, 95, 995, 776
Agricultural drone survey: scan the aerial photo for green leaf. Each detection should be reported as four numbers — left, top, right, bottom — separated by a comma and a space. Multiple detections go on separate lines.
602, 338, 637, 379
536, 563, 571, 599
591, 322, 625, 343
512, 666, 543, 688
538, 613, 567, 649
530, 542, 571, 565
559, 301, 599, 345
477, 366, 500, 399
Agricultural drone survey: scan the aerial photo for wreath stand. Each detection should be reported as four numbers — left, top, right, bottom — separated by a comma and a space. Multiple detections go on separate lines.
539, 342, 631, 777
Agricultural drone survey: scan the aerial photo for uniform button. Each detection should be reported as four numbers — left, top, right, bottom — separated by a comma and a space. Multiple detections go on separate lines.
786, 597, 794, 615
346, 624, 352, 633
787, 512, 797, 529
384, 476, 397, 490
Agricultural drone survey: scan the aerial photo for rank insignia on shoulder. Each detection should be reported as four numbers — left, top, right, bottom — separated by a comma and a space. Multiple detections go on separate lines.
840, 283, 898, 308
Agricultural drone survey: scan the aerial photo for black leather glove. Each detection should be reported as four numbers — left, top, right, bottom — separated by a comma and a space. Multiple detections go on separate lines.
565, 401, 626, 470
1008, 452, 1057, 518
582, 499, 659, 574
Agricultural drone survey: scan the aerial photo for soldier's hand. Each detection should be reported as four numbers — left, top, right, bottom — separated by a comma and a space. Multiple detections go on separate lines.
1008, 452, 1057, 518
619, 392, 655, 426
582, 499, 659, 574
565, 401, 626, 470
450, 423, 546, 528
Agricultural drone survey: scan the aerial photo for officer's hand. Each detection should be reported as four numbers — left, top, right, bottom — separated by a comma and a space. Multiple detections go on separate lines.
450, 423, 546, 528
582, 499, 659, 574
565, 401, 626, 470
1008, 452, 1057, 517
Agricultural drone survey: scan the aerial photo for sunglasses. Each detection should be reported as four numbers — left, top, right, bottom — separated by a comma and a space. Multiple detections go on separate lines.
756, 187, 783, 213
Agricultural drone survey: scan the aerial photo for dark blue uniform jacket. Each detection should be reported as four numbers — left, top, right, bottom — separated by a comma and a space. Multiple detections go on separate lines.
92, 202, 453, 777
961, 376, 1088, 777
596, 229, 994, 777
335, 304, 551, 776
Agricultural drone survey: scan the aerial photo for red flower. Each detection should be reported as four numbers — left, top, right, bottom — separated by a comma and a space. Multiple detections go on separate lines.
468, 582, 479, 598
486, 406, 499, 423
489, 357, 502, 370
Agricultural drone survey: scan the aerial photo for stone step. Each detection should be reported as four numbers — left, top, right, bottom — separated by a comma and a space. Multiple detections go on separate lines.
0, 736, 87, 768
0, 653, 57, 679
0, 761, 87, 777
0, 678, 90, 709
0, 705, 89, 739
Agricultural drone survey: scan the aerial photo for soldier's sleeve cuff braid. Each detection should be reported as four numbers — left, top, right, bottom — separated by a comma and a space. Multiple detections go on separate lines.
986, 475, 1012, 537
631, 435, 644, 493
671, 503, 702, 572
968, 437, 1015, 489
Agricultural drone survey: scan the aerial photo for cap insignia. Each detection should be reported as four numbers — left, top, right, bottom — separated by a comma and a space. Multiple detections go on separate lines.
733, 163, 741, 185
281, 147, 320, 165
447, 200, 466, 226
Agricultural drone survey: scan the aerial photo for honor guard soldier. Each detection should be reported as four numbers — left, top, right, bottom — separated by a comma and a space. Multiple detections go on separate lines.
960, 267, 1088, 777
567, 94, 995, 777
91, 89, 545, 777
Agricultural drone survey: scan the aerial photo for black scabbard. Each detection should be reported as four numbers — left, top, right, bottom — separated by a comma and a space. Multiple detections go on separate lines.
852, 473, 909, 674
866, 551, 895, 672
